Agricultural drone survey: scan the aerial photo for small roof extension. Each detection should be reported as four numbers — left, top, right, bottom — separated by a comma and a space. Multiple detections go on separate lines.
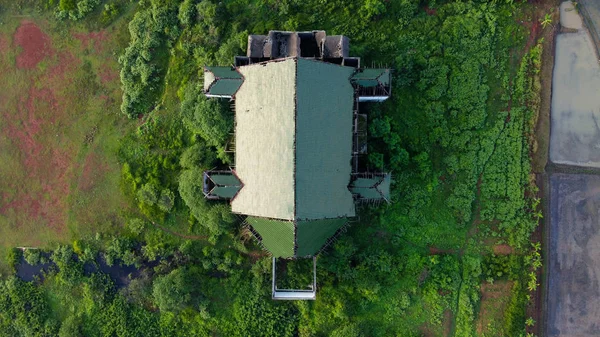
203, 66, 243, 98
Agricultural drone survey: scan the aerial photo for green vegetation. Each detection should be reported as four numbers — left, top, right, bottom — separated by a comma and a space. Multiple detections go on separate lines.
0, 0, 549, 336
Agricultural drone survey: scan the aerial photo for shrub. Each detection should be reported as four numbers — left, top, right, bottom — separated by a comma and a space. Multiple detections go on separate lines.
55, 0, 100, 21
152, 267, 203, 312
6, 248, 22, 272
137, 183, 158, 206
23, 249, 43, 266
157, 189, 175, 213
100, 3, 120, 25
180, 82, 234, 153
127, 218, 146, 236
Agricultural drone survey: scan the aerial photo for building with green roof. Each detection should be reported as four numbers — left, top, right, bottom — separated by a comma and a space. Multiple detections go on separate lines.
202, 30, 392, 299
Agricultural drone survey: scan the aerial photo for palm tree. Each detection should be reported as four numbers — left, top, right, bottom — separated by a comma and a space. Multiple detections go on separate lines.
541, 13, 552, 29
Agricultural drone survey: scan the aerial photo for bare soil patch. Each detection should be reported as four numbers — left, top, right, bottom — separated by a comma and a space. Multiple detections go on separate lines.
14, 21, 52, 69
424, 6, 437, 16
492, 244, 513, 255
419, 309, 452, 337
532, 23, 556, 173
442, 309, 453, 337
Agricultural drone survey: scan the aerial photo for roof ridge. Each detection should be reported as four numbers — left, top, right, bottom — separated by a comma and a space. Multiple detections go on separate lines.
293, 58, 298, 256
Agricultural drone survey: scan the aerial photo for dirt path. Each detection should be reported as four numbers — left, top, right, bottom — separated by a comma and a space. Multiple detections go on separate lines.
549, 5, 600, 168
579, 0, 600, 56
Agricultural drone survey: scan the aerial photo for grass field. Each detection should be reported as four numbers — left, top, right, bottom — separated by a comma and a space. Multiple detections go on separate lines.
475, 281, 514, 337
0, 6, 135, 273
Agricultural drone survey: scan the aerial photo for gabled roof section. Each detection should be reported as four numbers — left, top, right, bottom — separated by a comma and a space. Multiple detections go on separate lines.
231, 59, 297, 220
211, 186, 240, 198
295, 58, 356, 220
204, 171, 243, 200
351, 68, 391, 88
209, 174, 241, 186
349, 173, 392, 202
246, 216, 348, 258
203, 66, 243, 97
231, 58, 356, 221
295, 218, 348, 256
247, 216, 295, 258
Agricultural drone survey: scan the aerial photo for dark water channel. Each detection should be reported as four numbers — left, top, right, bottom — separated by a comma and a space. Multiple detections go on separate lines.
16, 253, 157, 288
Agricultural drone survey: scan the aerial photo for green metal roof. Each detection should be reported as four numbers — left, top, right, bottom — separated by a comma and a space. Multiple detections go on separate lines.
349, 174, 392, 201
247, 216, 348, 258
247, 216, 294, 258
232, 58, 356, 221
355, 79, 380, 87
205, 66, 242, 79
351, 68, 390, 87
378, 174, 391, 200
350, 177, 379, 188
204, 66, 243, 96
296, 218, 347, 256
210, 174, 241, 186
295, 58, 355, 220
207, 79, 243, 96
211, 186, 240, 198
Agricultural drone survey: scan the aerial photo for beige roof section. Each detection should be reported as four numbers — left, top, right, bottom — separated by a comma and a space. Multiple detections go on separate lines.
203, 71, 215, 92
231, 59, 297, 220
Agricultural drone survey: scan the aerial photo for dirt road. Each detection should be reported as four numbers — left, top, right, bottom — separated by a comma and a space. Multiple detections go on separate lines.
548, 174, 600, 337
547, 2, 600, 337
579, 0, 600, 49
549, 23, 600, 168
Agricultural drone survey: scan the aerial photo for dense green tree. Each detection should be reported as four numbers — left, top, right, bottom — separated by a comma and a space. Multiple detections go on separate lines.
331, 323, 362, 337
229, 286, 298, 337
179, 142, 216, 169
58, 315, 82, 337
180, 82, 233, 151
127, 218, 147, 236
59, 0, 76, 11
178, 168, 234, 237
0, 277, 59, 336
157, 189, 175, 212
152, 267, 203, 312
137, 183, 159, 206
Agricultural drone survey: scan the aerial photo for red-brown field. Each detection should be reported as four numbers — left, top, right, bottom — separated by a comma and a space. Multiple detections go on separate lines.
73, 30, 108, 53
0, 17, 134, 270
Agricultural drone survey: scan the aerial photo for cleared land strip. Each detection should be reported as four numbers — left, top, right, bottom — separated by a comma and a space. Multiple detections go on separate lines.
546, 2, 600, 337
549, 28, 600, 168
579, 0, 600, 57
